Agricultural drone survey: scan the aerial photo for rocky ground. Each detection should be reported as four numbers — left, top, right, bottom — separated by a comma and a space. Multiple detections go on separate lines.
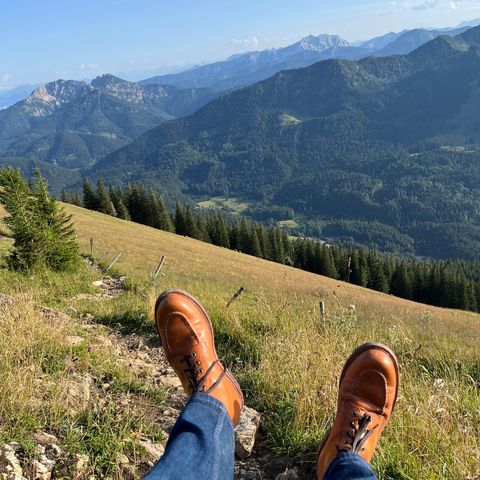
0, 268, 317, 479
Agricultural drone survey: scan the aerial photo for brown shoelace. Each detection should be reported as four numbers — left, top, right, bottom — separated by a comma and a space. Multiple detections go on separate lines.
180, 352, 227, 394
342, 411, 378, 453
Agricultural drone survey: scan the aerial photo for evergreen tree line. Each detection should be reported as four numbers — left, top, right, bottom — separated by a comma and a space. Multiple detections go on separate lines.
62, 180, 480, 313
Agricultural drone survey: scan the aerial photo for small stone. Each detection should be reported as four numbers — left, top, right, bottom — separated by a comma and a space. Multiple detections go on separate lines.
73, 453, 89, 475
245, 471, 257, 480
234, 406, 261, 459
33, 432, 58, 445
32, 458, 55, 480
138, 438, 164, 463
92, 280, 104, 287
35, 444, 46, 456
65, 374, 93, 416
45, 443, 62, 458
1, 444, 23, 475
275, 469, 300, 480
160, 376, 182, 388
117, 453, 129, 465
66, 336, 85, 346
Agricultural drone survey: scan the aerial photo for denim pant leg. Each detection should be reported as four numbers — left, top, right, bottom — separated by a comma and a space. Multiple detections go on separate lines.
323, 451, 378, 480
143, 393, 234, 480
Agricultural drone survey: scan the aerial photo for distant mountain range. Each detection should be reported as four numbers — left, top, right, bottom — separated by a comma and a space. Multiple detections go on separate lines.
140, 22, 478, 91
3, 21, 480, 259
91, 26, 480, 259
0, 74, 217, 168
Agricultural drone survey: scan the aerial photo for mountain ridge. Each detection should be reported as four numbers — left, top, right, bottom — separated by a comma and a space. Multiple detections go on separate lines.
0, 75, 218, 169
90, 25, 480, 259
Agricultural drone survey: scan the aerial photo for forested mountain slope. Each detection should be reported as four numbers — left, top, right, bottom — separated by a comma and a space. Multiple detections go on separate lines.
92, 27, 480, 259
0, 75, 217, 169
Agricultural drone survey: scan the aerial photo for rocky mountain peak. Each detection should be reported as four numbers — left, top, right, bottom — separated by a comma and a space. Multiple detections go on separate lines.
298, 34, 350, 52
91, 74, 147, 103
23, 80, 87, 117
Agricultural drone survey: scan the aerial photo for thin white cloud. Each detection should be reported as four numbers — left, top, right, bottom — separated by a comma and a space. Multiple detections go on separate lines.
451, 0, 480, 8
411, 0, 439, 10
1, 74, 12, 82
231, 36, 260, 49
79, 63, 98, 70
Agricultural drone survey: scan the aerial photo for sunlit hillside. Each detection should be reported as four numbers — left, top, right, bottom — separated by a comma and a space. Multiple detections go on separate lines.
0, 203, 478, 479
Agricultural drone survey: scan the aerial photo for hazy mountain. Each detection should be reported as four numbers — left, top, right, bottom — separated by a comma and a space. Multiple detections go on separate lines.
140, 24, 479, 92
0, 84, 38, 109
359, 31, 404, 50
92, 27, 480, 259
140, 34, 353, 90
0, 75, 218, 168
374, 26, 470, 56
456, 18, 480, 29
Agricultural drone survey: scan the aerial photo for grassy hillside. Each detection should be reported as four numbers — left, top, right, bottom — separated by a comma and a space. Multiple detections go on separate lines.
1, 203, 479, 478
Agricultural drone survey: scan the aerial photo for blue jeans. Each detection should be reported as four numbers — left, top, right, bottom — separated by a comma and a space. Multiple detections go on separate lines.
143, 393, 377, 479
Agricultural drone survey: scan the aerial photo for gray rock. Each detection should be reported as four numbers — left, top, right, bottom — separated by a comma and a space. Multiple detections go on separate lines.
1, 444, 23, 476
32, 432, 58, 446
117, 453, 129, 465
138, 438, 165, 463
32, 457, 56, 480
65, 374, 93, 416
234, 406, 261, 459
275, 469, 300, 480
45, 444, 62, 459
160, 376, 182, 388
73, 453, 89, 476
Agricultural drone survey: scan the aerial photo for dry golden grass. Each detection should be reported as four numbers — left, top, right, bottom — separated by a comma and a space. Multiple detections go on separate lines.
64, 204, 480, 479
0, 202, 478, 478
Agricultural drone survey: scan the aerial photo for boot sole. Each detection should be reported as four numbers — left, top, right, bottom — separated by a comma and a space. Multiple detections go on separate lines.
315, 342, 400, 479
154, 289, 245, 415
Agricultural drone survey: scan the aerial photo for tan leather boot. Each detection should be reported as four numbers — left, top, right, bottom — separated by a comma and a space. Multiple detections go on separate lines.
316, 343, 399, 479
154, 290, 244, 425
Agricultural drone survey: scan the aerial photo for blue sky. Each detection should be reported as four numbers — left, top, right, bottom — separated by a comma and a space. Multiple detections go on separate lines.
1, 0, 480, 88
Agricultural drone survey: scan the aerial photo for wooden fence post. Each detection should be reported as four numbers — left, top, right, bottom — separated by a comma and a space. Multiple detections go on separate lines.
104, 253, 122, 273
153, 255, 166, 280
320, 300, 326, 321
226, 286, 246, 308
90, 237, 94, 256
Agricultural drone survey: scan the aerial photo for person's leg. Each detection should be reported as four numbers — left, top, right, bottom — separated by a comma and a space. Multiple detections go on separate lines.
143, 290, 244, 480
143, 393, 234, 480
323, 452, 377, 480
316, 343, 399, 480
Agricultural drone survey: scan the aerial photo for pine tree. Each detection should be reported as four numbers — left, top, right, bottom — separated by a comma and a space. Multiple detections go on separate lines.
215, 215, 230, 248
174, 202, 187, 235
196, 215, 211, 242
391, 263, 413, 300
320, 246, 338, 278
109, 186, 130, 219
239, 218, 250, 253
60, 188, 72, 204
248, 226, 262, 258
269, 228, 285, 264
96, 180, 115, 215
0, 167, 79, 271
184, 206, 201, 239
229, 221, 241, 250
256, 223, 270, 260
82, 178, 98, 211
72, 192, 84, 207
158, 196, 174, 232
